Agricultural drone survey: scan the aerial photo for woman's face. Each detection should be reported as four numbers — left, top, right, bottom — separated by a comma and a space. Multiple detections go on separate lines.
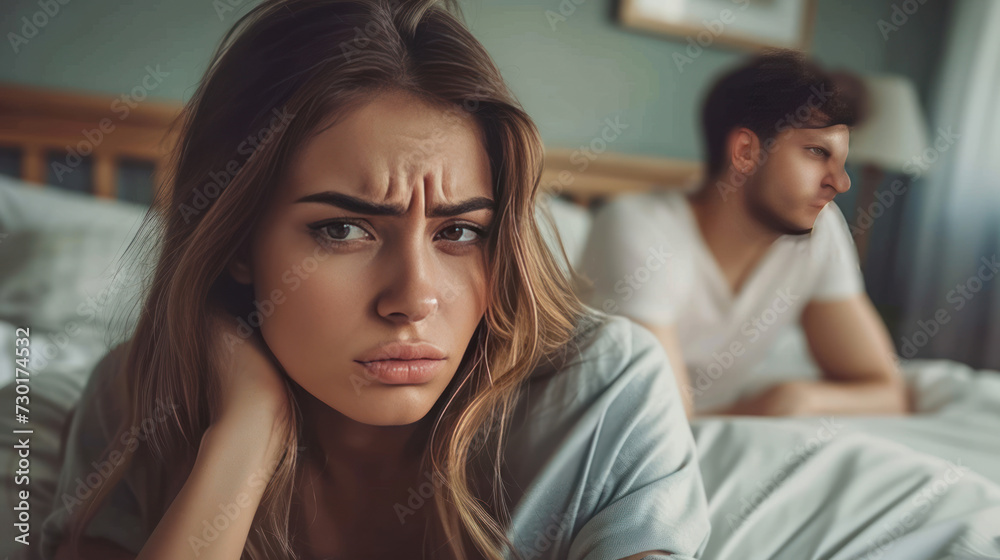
229, 91, 493, 426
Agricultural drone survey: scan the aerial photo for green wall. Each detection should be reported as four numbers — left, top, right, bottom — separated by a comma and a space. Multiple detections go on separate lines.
0, 0, 952, 160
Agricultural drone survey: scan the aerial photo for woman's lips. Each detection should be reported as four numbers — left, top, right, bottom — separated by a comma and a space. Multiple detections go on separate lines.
355, 358, 445, 385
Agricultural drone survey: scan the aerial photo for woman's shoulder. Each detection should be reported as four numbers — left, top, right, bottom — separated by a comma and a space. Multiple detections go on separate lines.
506, 306, 687, 460
77, 342, 131, 429
501, 307, 708, 557
88, 342, 130, 387
40, 341, 149, 559
526, 306, 677, 404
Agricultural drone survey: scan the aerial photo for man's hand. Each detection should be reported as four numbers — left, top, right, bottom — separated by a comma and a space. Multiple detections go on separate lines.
702, 294, 911, 417
630, 292, 911, 418
701, 378, 909, 416
702, 381, 812, 416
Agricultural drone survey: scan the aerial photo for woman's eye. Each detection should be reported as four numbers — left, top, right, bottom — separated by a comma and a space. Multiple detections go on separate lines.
808, 147, 829, 157
314, 221, 370, 242
438, 225, 484, 243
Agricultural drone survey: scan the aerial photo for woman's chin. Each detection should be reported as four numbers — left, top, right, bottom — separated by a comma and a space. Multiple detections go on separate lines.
327, 392, 438, 426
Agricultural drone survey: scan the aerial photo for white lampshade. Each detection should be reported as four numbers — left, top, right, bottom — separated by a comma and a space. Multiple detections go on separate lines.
848, 74, 930, 174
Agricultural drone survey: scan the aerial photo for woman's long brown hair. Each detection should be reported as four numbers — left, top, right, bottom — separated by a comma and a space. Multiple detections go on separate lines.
65, 0, 587, 558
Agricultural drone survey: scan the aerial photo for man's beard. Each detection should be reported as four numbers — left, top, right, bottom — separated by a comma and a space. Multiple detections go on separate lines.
746, 185, 813, 236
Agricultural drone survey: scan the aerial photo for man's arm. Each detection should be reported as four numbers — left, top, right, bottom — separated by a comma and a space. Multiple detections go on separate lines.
632, 319, 694, 419
712, 294, 909, 416
795, 293, 909, 414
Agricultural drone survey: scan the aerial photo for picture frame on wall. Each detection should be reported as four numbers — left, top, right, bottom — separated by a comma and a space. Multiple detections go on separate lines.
618, 0, 817, 52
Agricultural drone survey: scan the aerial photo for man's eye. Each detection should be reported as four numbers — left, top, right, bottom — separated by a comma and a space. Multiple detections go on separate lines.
808, 147, 829, 157
438, 225, 485, 243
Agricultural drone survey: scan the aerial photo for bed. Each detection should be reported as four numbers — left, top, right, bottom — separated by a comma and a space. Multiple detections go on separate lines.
0, 85, 997, 560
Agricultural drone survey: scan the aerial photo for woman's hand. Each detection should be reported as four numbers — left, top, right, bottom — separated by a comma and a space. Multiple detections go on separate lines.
136, 309, 294, 560
206, 307, 293, 435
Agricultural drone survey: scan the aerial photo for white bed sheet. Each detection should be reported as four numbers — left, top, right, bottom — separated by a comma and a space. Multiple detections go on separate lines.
692, 328, 1000, 560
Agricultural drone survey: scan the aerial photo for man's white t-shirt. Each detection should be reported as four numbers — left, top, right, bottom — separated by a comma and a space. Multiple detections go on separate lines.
577, 190, 865, 412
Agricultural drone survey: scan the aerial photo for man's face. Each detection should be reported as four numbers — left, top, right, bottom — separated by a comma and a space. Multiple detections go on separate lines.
747, 125, 851, 235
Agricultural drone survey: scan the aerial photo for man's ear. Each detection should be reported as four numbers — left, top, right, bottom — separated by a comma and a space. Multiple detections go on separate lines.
727, 127, 761, 175
227, 243, 253, 285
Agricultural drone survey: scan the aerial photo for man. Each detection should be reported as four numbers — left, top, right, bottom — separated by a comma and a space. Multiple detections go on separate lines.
578, 50, 908, 418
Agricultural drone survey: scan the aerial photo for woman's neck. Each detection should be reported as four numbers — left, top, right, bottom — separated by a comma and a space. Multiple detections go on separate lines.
291, 382, 432, 481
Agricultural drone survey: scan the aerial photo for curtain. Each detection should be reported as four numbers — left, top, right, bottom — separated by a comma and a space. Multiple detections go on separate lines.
896, 0, 1000, 369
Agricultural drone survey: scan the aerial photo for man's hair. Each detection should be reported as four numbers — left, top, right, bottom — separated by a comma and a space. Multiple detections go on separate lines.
700, 49, 868, 176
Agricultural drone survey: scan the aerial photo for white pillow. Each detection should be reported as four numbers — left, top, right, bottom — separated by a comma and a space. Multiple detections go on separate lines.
0, 228, 147, 356
0, 177, 153, 362
0, 175, 147, 235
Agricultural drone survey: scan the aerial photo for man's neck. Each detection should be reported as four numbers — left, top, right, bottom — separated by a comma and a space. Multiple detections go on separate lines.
686, 177, 783, 294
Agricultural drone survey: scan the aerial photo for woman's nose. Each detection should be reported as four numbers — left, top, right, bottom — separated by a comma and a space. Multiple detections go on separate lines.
375, 244, 440, 324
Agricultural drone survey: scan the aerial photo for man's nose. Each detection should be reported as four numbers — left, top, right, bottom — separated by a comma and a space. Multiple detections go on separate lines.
827, 166, 851, 194
375, 243, 439, 324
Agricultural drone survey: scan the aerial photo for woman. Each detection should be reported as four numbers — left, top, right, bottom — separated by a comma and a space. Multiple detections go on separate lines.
41, 1, 709, 558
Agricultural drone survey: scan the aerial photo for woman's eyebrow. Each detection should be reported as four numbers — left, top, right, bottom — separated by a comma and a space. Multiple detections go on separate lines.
294, 191, 495, 217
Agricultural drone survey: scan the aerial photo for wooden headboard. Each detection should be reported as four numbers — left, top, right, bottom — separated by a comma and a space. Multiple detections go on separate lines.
0, 84, 701, 205
0, 83, 181, 201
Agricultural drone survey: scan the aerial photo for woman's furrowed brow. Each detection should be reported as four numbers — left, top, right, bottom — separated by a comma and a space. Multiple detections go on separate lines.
294, 191, 495, 217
